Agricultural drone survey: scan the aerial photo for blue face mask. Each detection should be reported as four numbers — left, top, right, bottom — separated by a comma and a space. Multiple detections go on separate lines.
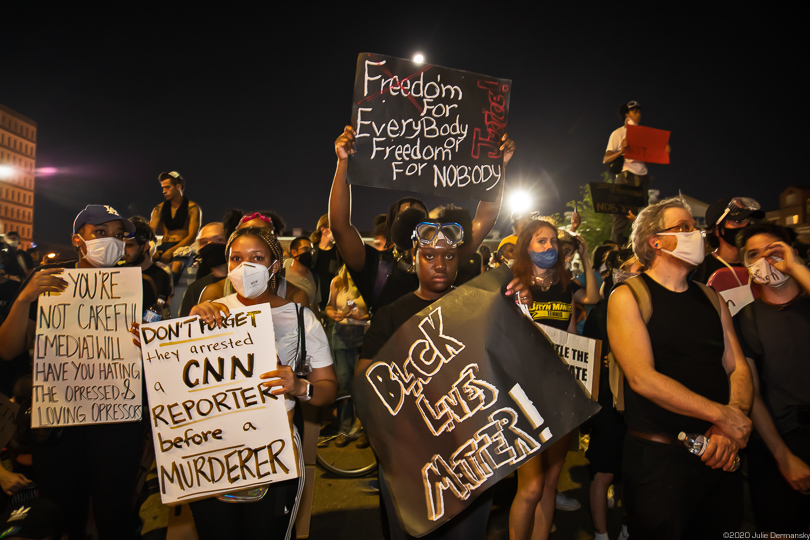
529, 249, 558, 269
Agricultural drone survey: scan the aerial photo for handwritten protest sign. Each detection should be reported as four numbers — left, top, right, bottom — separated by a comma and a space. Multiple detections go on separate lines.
625, 124, 670, 164
354, 267, 599, 536
140, 304, 297, 505
589, 182, 647, 215
536, 324, 601, 399
32, 268, 142, 428
349, 53, 511, 202
0, 393, 20, 449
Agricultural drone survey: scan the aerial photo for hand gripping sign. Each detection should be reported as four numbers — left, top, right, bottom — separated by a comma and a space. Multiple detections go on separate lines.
140, 304, 297, 505
353, 267, 600, 536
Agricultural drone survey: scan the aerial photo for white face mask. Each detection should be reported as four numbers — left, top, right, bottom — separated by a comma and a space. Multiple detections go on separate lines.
658, 231, 706, 266
82, 237, 125, 267
746, 257, 789, 288
228, 262, 271, 299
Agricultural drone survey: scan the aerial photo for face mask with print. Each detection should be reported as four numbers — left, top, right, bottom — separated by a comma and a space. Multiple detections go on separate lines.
504, 258, 515, 269
746, 257, 789, 288
658, 230, 706, 266
82, 237, 126, 267
529, 249, 558, 269
228, 262, 271, 299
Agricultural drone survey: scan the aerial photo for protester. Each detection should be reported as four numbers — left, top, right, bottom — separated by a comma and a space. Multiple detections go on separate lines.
607, 197, 753, 538
123, 216, 172, 308
692, 196, 764, 284
1, 231, 34, 279
188, 226, 337, 540
582, 252, 642, 540
0, 204, 144, 539
603, 101, 670, 244
509, 219, 599, 540
735, 223, 810, 533
324, 264, 369, 447
310, 214, 341, 312
149, 171, 201, 282
284, 236, 318, 309
329, 125, 514, 314
494, 235, 517, 268
356, 208, 528, 540
179, 221, 228, 317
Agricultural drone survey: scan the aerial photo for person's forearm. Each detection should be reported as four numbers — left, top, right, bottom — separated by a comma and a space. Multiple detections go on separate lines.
581, 257, 600, 304
603, 150, 622, 164
307, 379, 337, 407
727, 364, 754, 414
790, 264, 810, 296
750, 394, 791, 463
625, 368, 727, 426
0, 301, 32, 360
328, 159, 365, 271
468, 175, 505, 256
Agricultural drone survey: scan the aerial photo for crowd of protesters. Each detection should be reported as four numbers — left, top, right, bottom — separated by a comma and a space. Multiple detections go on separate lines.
0, 102, 808, 540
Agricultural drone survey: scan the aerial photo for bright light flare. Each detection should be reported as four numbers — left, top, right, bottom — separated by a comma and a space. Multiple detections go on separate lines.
36, 167, 58, 176
0, 165, 15, 179
507, 189, 533, 215
413, 53, 425, 64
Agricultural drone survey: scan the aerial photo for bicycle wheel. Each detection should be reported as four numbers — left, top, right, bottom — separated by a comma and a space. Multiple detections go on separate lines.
316, 395, 377, 477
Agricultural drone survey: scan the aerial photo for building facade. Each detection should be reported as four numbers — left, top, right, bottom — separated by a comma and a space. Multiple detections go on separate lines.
0, 104, 37, 249
765, 186, 810, 231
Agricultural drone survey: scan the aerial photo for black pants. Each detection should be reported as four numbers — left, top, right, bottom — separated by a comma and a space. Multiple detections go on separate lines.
622, 434, 742, 540
33, 422, 145, 539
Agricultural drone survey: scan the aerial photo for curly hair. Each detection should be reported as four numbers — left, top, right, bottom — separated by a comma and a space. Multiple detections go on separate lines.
225, 227, 284, 295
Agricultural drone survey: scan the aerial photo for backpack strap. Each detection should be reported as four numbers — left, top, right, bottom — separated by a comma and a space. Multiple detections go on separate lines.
694, 281, 723, 318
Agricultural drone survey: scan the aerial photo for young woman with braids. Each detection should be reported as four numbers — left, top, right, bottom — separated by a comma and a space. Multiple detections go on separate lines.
508, 219, 600, 540
189, 227, 337, 540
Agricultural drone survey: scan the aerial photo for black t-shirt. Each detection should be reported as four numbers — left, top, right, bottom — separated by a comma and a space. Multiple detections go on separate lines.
360, 292, 434, 360
348, 244, 418, 315
311, 246, 340, 310
143, 263, 173, 307
624, 273, 728, 435
0, 279, 21, 320
736, 294, 810, 435
528, 280, 581, 331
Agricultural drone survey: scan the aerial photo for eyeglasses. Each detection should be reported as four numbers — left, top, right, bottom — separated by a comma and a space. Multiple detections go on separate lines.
412, 222, 464, 247
658, 224, 704, 235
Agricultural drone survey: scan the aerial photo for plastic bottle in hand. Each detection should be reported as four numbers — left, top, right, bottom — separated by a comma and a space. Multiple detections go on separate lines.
143, 296, 168, 323
678, 431, 740, 472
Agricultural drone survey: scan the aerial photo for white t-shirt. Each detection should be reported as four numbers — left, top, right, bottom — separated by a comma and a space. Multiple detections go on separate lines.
217, 294, 332, 411
606, 124, 648, 176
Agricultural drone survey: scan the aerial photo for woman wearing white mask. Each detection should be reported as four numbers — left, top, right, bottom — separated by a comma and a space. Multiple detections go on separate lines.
189, 226, 337, 540
508, 219, 600, 540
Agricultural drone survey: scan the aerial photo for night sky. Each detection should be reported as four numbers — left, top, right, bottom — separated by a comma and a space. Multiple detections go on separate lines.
2, 3, 803, 252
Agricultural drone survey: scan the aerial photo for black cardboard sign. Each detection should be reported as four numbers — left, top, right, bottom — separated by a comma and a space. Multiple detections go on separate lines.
349, 53, 511, 202
589, 182, 647, 214
353, 267, 600, 536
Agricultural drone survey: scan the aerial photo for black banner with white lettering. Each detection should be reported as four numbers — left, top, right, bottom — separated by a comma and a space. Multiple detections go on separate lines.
588, 182, 647, 215
348, 53, 511, 202
353, 266, 600, 537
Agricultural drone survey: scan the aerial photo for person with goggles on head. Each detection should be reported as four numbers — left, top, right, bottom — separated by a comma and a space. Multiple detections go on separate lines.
607, 197, 753, 538
734, 223, 810, 534
329, 125, 515, 314
692, 196, 764, 284
189, 226, 337, 540
356, 206, 530, 540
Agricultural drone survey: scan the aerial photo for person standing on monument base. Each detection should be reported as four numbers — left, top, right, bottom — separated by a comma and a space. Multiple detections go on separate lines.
150, 170, 201, 283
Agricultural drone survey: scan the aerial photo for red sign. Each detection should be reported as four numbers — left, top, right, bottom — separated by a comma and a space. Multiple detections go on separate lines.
625, 125, 670, 164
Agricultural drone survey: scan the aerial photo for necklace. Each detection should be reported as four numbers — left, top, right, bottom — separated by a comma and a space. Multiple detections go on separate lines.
531, 273, 556, 291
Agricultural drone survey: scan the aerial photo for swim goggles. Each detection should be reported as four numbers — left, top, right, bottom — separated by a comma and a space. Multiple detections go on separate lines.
411, 222, 464, 247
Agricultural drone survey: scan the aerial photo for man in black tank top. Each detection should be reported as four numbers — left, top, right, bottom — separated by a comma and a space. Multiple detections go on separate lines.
607, 197, 753, 539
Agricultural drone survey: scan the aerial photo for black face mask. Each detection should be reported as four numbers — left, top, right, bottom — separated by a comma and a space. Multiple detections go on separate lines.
719, 226, 744, 247
196, 243, 227, 277
296, 251, 313, 268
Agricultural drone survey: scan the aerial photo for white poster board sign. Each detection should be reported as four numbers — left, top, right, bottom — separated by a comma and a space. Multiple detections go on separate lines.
140, 304, 298, 505
32, 267, 143, 427
536, 324, 601, 399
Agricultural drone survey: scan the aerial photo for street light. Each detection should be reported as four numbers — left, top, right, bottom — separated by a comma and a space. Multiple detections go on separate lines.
413, 53, 425, 64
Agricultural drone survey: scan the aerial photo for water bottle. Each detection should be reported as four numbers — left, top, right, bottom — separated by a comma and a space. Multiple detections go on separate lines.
143, 296, 167, 323
677, 431, 740, 472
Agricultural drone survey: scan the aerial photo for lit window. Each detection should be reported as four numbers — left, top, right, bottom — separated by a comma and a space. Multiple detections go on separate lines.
788, 215, 799, 225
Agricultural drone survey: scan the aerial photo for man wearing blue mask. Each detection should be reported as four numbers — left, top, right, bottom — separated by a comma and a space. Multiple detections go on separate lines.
0, 204, 146, 540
